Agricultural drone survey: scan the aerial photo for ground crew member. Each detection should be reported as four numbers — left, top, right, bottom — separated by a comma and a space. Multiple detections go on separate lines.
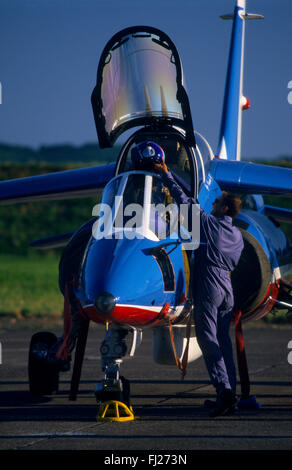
153, 152, 244, 417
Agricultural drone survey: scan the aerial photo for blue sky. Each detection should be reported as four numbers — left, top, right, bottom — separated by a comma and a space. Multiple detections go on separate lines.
1, 0, 292, 160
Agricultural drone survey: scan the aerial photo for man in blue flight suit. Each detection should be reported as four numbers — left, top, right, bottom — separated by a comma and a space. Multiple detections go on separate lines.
133, 141, 244, 417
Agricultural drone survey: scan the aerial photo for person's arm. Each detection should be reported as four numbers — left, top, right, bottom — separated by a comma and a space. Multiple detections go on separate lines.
153, 163, 193, 206
154, 163, 217, 238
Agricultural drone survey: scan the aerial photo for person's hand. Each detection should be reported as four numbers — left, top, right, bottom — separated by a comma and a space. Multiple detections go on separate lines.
153, 162, 168, 173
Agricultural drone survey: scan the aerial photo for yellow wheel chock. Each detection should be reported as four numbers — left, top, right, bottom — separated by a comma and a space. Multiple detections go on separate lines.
97, 400, 135, 422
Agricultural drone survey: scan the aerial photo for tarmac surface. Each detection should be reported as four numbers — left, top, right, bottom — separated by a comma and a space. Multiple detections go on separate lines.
1, 320, 292, 454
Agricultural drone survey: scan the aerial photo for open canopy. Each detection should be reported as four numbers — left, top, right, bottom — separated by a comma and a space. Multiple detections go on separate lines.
92, 26, 195, 148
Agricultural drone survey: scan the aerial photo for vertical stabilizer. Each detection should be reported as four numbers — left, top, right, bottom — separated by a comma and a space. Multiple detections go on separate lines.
216, 1, 263, 161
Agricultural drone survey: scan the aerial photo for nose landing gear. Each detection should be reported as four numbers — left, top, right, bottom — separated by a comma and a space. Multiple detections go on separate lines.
94, 324, 134, 420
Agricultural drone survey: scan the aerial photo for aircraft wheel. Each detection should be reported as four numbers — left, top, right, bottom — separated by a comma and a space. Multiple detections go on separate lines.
28, 332, 59, 396
95, 376, 131, 405
120, 376, 131, 406
95, 389, 123, 403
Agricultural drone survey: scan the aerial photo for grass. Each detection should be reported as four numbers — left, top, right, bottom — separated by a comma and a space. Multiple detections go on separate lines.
263, 308, 292, 324
0, 253, 63, 320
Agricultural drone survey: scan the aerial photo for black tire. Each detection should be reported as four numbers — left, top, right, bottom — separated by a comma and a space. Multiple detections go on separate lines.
95, 377, 131, 405
95, 389, 124, 404
120, 376, 131, 406
28, 332, 59, 396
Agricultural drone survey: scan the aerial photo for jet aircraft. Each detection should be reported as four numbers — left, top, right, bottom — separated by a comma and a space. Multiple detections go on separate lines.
1, 0, 292, 418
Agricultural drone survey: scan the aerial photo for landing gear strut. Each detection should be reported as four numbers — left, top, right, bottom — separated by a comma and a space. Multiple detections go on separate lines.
94, 324, 131, 406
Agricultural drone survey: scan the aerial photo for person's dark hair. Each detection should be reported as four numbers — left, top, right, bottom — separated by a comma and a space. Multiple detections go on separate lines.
221, 191, 242, 218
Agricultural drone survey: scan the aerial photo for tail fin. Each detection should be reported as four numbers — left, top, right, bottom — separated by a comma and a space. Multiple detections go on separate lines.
216, 0, 263, 161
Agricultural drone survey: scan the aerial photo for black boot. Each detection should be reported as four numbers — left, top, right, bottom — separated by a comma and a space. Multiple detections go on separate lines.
209, 389, 237, 417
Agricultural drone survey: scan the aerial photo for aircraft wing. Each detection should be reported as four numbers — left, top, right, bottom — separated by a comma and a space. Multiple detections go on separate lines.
261, 205, 292, 224
209, 159, 292, 196
0, 163, 115, 204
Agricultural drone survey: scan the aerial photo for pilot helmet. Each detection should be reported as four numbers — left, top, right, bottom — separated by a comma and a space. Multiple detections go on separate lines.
131, 141, 165, 170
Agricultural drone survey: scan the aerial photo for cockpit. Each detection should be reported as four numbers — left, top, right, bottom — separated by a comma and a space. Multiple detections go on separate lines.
115, 132, 196, 196
92, 171, 180, 242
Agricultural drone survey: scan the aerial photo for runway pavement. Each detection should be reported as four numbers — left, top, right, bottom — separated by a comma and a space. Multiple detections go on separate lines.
1, 320, 292, 453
